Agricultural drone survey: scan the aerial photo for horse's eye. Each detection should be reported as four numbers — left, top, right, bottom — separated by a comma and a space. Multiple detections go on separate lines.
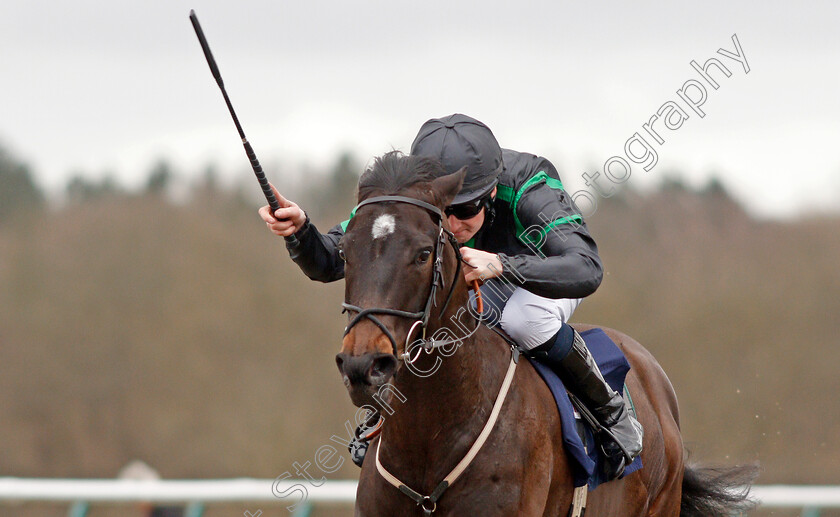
416, 249, 432, 264
338, 248, 347, 262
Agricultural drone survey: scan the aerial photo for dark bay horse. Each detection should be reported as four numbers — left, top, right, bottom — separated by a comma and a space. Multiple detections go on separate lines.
335, 153, 755, 516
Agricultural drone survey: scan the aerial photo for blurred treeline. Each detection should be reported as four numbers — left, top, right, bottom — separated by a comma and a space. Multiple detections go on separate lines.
1, 143, 838, 517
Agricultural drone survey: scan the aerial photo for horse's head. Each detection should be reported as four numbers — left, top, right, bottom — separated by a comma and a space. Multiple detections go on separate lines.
335, 151, 466, 407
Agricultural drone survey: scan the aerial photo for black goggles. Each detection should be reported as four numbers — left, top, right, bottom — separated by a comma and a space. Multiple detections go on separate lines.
444, 194, 490, 220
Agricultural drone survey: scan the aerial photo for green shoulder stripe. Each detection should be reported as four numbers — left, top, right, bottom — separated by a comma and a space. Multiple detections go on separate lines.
512, 170, 564, 220
499, 170, 570, 248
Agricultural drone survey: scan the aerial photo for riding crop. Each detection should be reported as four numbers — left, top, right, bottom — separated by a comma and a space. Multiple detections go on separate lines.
188, 10, 297, 243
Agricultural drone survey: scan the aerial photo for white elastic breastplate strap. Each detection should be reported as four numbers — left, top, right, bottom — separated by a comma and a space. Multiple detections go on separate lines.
375, 350, 518, 499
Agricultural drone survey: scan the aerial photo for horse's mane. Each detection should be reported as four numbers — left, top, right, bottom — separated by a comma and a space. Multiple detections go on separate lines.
357, 151, 444, 201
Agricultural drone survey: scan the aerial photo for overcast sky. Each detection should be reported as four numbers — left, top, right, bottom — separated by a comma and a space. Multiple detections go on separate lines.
1, 1, 838, 218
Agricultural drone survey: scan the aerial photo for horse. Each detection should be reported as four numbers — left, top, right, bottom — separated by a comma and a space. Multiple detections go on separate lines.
334, 152, 756, 516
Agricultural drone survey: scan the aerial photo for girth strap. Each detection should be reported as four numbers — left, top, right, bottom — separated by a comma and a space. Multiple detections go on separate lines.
374, 348, 520, 513
569, 484, 588, 517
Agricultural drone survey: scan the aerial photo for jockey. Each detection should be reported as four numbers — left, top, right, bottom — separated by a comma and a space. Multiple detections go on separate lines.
259, 113, 643, 479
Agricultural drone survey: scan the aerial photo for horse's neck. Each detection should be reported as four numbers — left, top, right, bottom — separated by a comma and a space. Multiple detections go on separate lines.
380, 320, 511, 477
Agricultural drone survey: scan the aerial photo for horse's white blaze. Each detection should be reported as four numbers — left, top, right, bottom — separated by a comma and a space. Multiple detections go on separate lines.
371, 214, 396, 239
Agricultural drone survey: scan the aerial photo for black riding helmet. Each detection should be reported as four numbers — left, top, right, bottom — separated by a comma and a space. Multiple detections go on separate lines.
410, 114, 504, 206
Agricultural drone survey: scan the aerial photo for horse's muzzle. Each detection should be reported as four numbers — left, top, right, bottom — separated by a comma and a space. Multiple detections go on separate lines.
336, 352, 398, 406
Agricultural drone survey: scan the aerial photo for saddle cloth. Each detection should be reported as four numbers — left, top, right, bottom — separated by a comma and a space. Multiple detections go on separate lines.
528, 327, 643, 490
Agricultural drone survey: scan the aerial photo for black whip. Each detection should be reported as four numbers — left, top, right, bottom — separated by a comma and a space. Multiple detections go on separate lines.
189, 10, 296, 241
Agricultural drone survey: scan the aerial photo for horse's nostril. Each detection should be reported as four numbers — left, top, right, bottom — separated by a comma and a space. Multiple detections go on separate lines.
369, 354, 398, 384
336, 353, 396, 387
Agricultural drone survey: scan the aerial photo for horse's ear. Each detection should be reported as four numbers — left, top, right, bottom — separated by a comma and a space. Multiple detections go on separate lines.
431, 167, 466, 208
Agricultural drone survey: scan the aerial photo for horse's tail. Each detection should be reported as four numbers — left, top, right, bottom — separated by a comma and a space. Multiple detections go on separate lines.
679, 463, 759, 517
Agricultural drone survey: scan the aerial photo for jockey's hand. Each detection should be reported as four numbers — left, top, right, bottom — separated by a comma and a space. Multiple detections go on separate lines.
461, 248, 503, 284
258, 184, 308, 238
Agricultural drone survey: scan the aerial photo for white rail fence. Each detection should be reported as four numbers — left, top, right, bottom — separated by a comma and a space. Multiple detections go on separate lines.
1, 478, 839, 516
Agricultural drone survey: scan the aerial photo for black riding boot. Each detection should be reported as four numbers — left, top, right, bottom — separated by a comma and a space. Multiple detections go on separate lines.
527, 325, 643, 479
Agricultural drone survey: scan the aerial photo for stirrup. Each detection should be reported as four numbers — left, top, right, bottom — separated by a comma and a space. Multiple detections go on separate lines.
598, 436, 629, 479
570, 392, 633, 480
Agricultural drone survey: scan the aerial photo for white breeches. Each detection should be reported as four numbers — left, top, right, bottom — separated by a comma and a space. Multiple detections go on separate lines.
471, 280, 582, 350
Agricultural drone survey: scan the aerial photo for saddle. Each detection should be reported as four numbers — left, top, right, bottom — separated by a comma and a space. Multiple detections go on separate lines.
528, 328, 643, 490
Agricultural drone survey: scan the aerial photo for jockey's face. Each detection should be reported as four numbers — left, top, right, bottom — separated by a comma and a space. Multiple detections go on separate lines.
448, 210, 484, 243
447, 187, 496, 244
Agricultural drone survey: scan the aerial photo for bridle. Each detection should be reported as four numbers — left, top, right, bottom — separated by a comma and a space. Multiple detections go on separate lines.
342, 194, 515, 515
341, 195, 469, 361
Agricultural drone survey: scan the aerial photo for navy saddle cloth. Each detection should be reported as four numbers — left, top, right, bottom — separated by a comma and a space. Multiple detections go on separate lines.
528, 327, 643, 489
